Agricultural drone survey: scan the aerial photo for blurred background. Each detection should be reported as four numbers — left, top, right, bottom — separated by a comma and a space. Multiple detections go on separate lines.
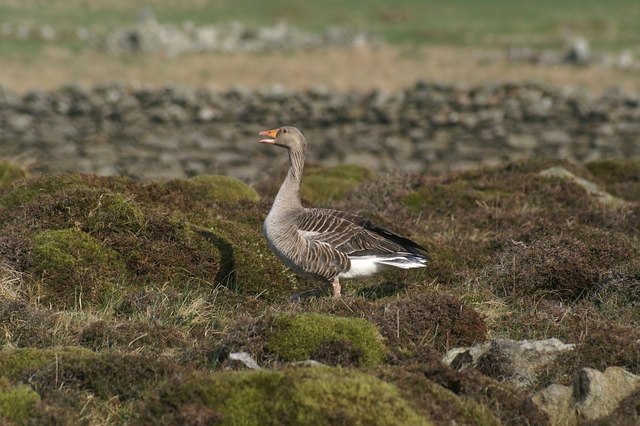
1, 0, 639, 182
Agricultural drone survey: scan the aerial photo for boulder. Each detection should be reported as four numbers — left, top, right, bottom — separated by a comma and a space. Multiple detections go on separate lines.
443, 338, 575, 389
539, 166, 626, 208
534, 367, 640, 424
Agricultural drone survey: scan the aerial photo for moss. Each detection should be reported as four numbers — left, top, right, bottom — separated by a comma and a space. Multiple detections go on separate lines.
0, 347, 91, 380
83, 191, 145, 233
0, 379, 41, 425
142, 367, 430, 425
0, 347, 176, 401
196, 218, 297, 300
0, 161, 27, 189
31, 228, 126, 307
376, 366, 499, 426
301, 164, 372, 204
0, 174, 86, 209
267, 313, 386, 366
168, 175, 260, 203
402, 179, 512, 216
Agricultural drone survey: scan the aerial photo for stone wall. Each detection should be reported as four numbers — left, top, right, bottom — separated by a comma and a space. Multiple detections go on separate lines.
1, 81, 639, 182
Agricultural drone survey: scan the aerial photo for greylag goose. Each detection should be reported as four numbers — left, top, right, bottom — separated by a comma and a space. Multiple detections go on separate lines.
259, 126, 429, 299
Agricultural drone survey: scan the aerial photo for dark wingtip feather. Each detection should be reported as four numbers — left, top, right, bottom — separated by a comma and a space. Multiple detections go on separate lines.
365, 221, 430, 259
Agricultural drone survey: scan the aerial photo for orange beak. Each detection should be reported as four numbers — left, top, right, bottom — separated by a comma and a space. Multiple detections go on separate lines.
259, 129, 278, 144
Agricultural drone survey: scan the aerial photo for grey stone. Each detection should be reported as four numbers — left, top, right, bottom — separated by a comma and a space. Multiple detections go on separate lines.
1, 82, 639, 182
228, 352, 261, 370
6, 113, 33, 133
539, 166, 626, 208
564, 37, 591, 65
533, 367, 640, 425
443, 338, 575, 389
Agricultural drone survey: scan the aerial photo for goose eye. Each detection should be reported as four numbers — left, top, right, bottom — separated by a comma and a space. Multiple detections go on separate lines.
282, 128, 288, 134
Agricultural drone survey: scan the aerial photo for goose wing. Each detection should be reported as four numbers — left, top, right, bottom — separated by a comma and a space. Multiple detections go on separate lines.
296, 208, 429, 258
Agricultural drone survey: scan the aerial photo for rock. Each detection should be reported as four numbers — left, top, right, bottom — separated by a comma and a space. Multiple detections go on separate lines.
575, 367, 640, 419
533, 367, 640, 425
1, 82, 640, 181
443, 338, 575, 389
533, 384, 575, 425
507, 134, 538, 150
6, 113, 33, 133
99, 12, 382, 55
564, 37, 591, 65
539, 166, 626, 208
228, 352, 261, 370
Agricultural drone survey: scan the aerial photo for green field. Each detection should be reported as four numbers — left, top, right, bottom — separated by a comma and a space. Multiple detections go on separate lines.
1, 0, 639, 51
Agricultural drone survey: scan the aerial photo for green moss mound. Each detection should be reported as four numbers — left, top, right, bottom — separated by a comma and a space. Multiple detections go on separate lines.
196, 218, 297, 300
0, 347, 176, 401
376, 366, 500, 426
0, 379, 41, 425
267, 313, 387, 366
31, 228, 126, 307
83, 191, 145, 233
0, 347, 91, 380
168, 175, 259, 203
0, 161, 27, 189
0, 174, 86, 209
403, 180, 484, 214
302, 164, 372, 204
143, 367, 429, 426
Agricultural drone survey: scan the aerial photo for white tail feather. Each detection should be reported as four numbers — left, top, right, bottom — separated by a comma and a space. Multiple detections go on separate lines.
377, 256, 428, 269
338, 254, 428, 279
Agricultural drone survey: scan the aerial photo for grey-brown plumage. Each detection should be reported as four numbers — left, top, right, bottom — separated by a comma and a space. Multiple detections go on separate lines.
259, 126, 429, 299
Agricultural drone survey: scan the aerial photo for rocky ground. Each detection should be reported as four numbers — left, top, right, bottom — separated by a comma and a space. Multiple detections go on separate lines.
2, 82, 639, 183
0, 155, 639, 424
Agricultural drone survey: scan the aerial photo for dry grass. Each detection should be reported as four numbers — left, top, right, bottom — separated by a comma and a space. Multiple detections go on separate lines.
1, 46, 638, 94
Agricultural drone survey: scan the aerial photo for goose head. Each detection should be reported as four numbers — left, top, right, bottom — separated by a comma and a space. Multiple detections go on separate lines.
259, 126, 307, 152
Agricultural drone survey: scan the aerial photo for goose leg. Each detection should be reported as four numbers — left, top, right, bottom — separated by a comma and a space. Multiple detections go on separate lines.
331, 277, 341, 299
